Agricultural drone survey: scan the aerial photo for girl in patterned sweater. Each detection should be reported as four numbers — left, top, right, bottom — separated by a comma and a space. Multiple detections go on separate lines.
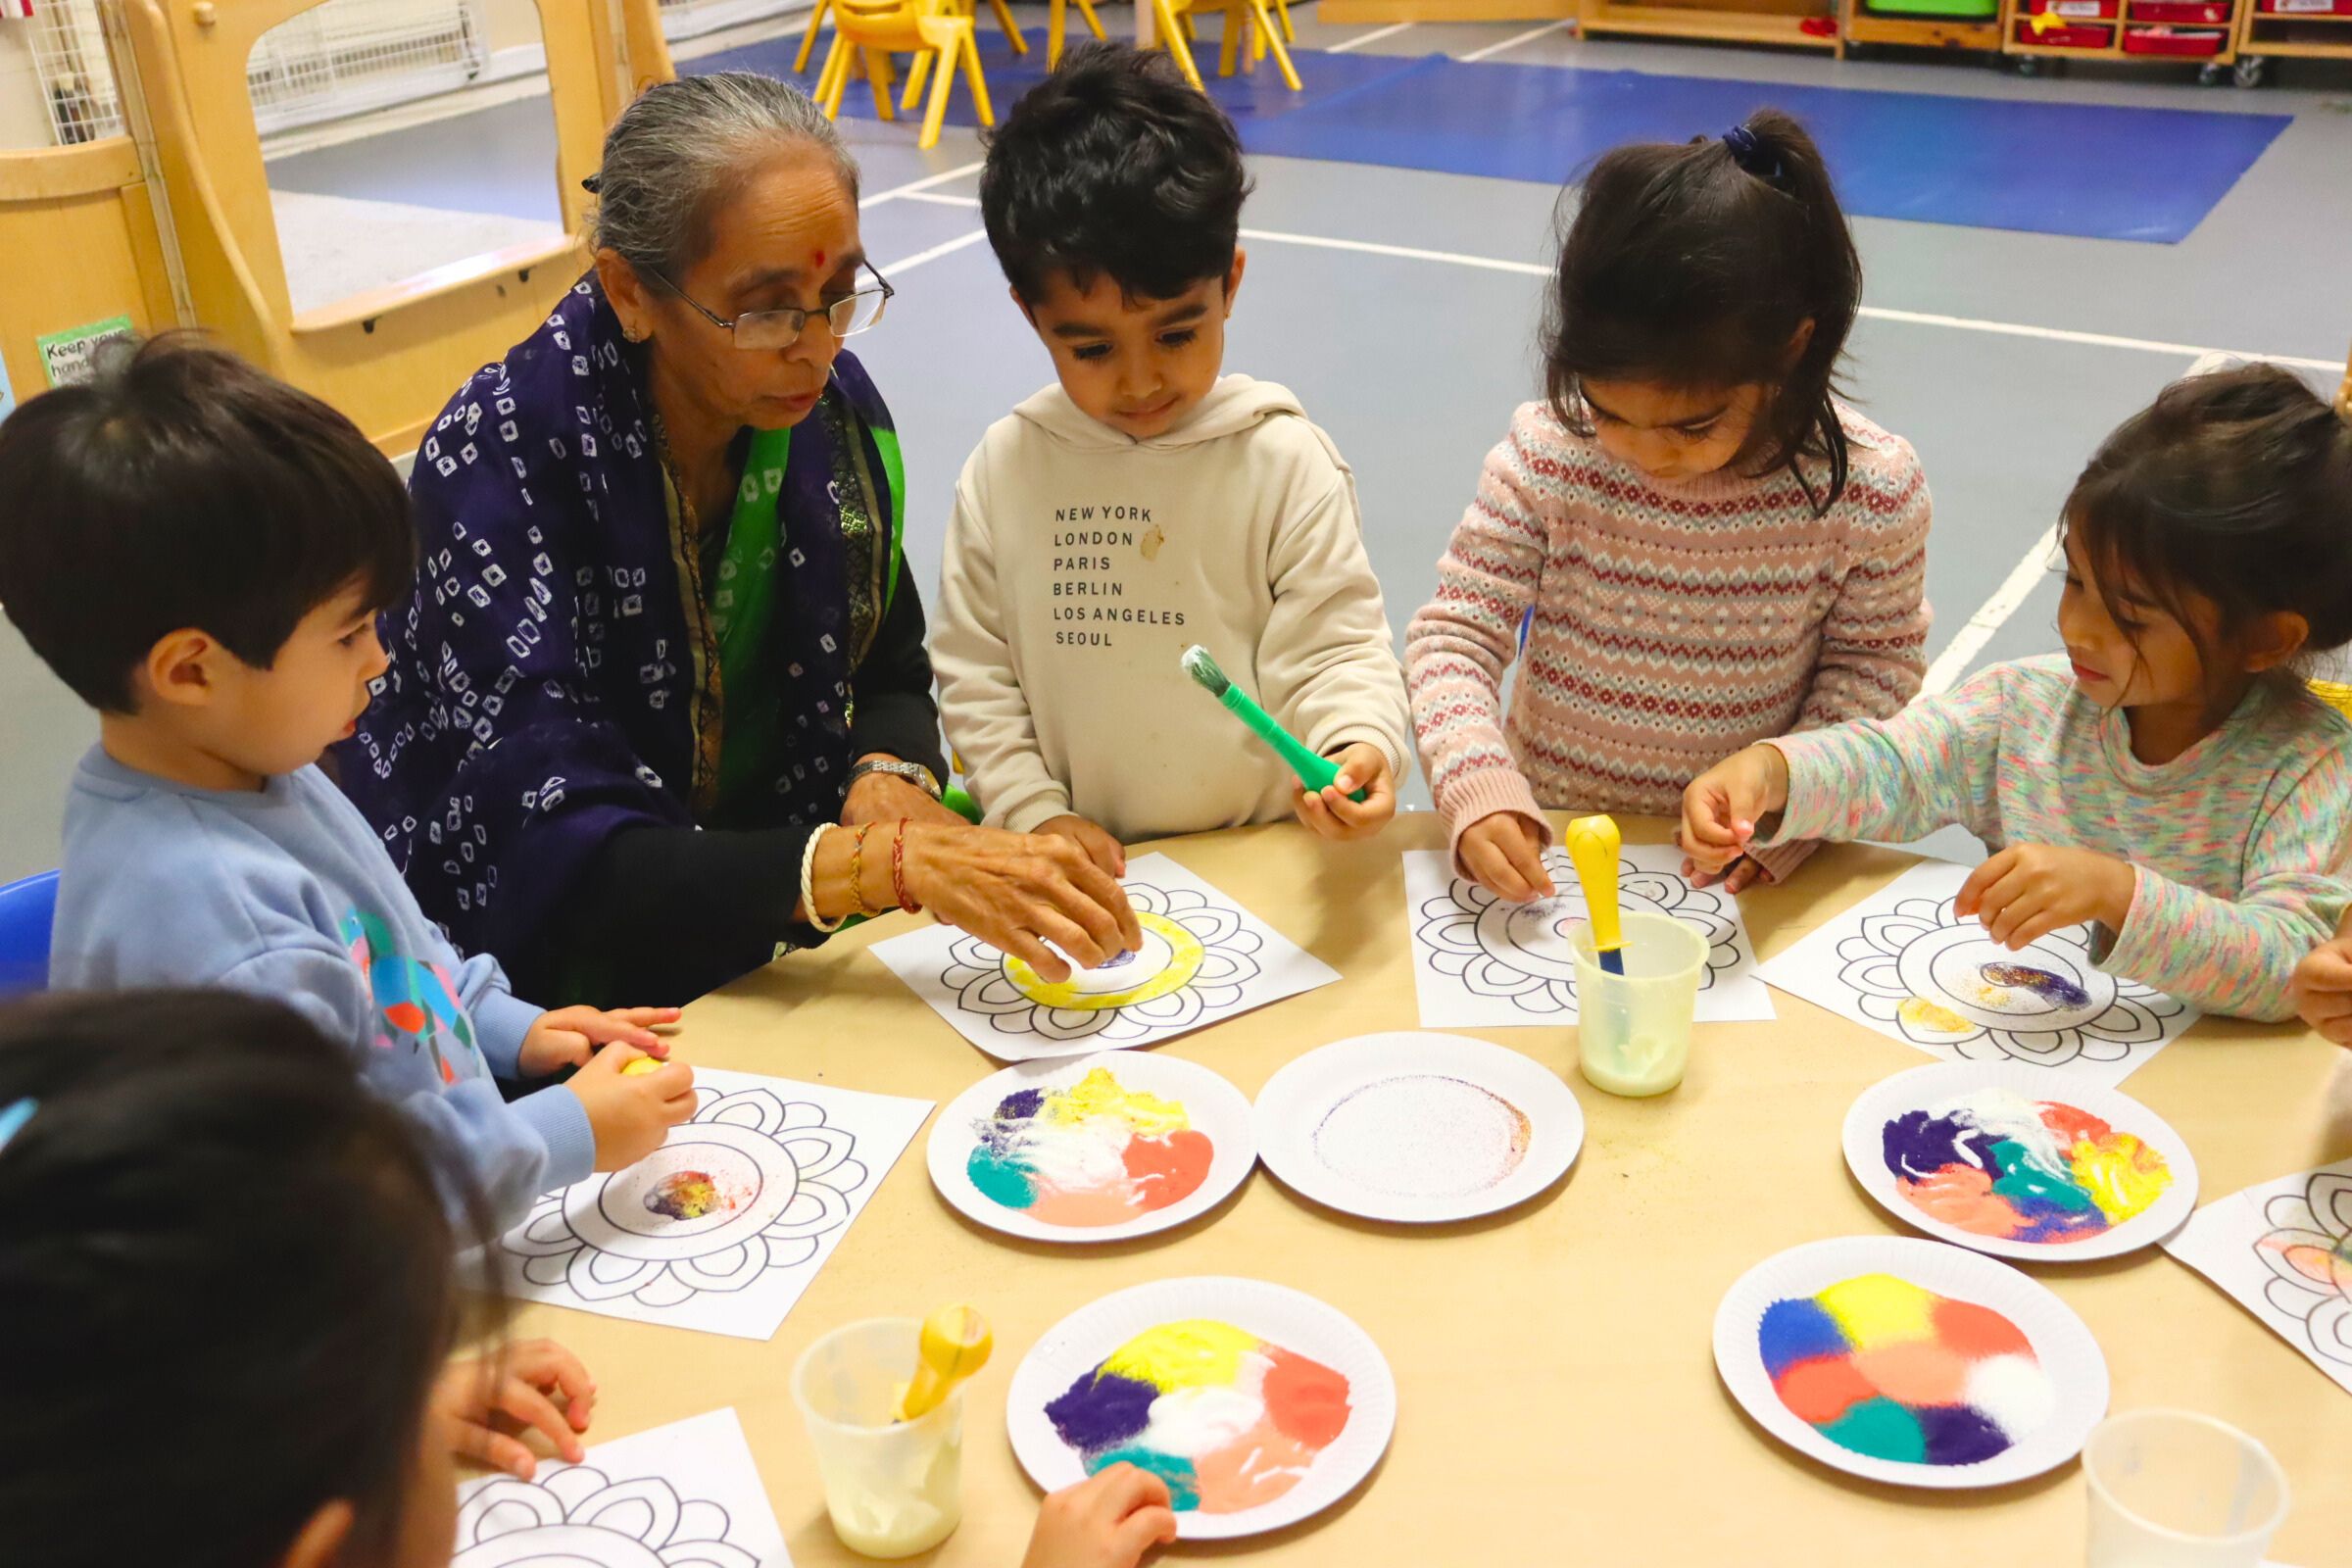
1406, 111, 1932, 904
1685, 366, 2352, 1022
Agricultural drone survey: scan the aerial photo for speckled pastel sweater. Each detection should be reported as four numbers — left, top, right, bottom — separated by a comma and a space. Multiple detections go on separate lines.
1405, 399, 1932, 878
1761, 656, 2352, 1021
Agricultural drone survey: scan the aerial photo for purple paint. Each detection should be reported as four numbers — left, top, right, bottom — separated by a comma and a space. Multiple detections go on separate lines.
1046, 1371, 1157, 1452
1919, 1404, 2013, 1466
1881, 1111, 2001, 1183
1979, 962, 2090, 1008
996, 1088, 1046, 1120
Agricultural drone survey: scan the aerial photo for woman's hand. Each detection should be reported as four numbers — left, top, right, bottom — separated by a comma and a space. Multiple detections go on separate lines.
901, 823, 1143, 982
843, 762, 965, 829
1680, 744, 1789, 882
1293, 743, 1398, 842
432, 1340, 596, 1479
1954, 844, 2136, 950
1037, 813, 1127, 877
1457, 810, 1554, 903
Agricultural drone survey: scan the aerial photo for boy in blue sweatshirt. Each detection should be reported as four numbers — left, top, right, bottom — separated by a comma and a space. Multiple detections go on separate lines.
0, 337, 694, 1224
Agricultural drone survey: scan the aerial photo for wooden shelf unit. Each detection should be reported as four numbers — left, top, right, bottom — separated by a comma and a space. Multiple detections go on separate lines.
1997, 0, 2241, 62
2235, 0, 2352, 60
1842, 7, 2003, 50
1576, 0, 1843, 51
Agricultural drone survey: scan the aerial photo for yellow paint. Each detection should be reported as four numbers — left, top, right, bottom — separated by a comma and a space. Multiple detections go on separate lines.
1044, 1067, 1191, 1139
897, 1302, 994, 1421
1899, 996, 1973, 1034
1005, 910, 1204, 1010
1100, 1319, 1262, 1393
621, 1055, 664, 1076
1818, 1273, 1936, 1349
2069, 1133, 2172, 1223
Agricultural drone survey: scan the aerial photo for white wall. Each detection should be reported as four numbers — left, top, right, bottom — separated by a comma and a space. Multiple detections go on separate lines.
0, 25, 61, 151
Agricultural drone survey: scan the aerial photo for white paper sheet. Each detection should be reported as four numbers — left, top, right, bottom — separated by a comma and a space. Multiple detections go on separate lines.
1751, 858, 2197, 1087
1401, 843, 1775, 1028
869, 851, 1340, 1061
2165, 1156, 2352, 1398
451, 1407, 788, 1566
472, 1067, 932, 1341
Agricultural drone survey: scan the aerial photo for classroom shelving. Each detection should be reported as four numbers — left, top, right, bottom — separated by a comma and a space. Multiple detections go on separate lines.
2233, 0, 2352, 78
1575, 0, 1842, 54
1998, 0, 2249, 74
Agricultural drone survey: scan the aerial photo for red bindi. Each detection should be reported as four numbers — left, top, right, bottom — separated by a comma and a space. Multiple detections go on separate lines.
813, 249, 827, 269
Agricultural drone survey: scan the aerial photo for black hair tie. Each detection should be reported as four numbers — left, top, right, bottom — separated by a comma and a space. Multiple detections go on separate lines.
1721, 124, 1785, 185
580, 172, 604, 195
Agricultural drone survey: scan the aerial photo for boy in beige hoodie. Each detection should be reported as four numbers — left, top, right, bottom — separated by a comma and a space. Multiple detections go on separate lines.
933, 44, 1411, 873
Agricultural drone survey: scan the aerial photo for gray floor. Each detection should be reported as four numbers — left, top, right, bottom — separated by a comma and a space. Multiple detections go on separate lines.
4, 10, 2350, 880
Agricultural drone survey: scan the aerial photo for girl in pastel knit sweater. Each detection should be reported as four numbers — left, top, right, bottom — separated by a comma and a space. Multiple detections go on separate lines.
1686, 366, 2352, 1022
1406, 111, 1932, 905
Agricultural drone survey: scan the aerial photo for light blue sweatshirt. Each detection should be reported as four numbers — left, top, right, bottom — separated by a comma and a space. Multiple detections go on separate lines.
50, 748, 594, 1223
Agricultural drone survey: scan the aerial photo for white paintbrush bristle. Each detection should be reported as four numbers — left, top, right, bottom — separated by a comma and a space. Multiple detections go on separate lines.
1178, 644, 1229, 697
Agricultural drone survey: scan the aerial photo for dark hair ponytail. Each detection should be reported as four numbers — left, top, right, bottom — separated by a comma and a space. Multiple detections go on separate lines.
0, 990, 496, 1568
2066, 363, 2352, 709
1544, 108, 1864, 514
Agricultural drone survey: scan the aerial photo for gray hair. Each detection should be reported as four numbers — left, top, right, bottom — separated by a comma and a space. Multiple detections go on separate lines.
586, 72, 860, 279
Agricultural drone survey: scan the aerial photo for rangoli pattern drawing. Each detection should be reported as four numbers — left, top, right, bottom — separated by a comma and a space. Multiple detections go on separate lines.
2255, 1169, 2352, 1367
453, 1464, 761, 1567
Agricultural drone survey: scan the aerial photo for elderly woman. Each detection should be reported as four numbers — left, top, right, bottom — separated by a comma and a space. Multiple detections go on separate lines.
341, 74, 1138, 1004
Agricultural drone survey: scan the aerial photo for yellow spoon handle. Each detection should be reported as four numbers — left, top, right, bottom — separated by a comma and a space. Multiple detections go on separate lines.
897, 1303, 993, 1422
1563, 814, 1624, 955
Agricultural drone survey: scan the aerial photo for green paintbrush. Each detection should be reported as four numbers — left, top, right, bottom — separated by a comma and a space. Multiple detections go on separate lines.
1178, 644, 1367, 804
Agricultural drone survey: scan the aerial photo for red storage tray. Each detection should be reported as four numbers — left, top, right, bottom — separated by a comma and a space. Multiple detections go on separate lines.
2131, 1, 2230, 22
2259, 0, 2352, 14
2015, 16, 2117, 40
2029, 0, 2121, 17
2122, 21, 2228, 45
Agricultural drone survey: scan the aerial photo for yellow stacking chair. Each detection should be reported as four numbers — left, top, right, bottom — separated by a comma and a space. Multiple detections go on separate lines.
1148, 0, 1301, 91
813, 0, 994, 151
798, 0, 1028, 74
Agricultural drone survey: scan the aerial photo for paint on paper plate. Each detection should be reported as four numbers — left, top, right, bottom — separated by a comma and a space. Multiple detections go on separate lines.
1760, 1273, 2052, 1466
1310, 1074, 1531, 1199
967, 1066, 1214, 1227
1884, 1088, 2172, 1244
1046, 1320, 1352, 1513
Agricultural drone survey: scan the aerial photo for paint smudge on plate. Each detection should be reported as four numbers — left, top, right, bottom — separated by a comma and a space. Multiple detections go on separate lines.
1045, 1320, 1351, 1512
967, 1067, 1213, 1227
1310, 1074, 1531, 1200
1884, 1088, 2171, 1243
1760, 1273, 2051, 1466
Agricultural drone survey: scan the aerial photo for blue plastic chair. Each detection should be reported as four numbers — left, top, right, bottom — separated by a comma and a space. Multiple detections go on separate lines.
0, 871, 59, 998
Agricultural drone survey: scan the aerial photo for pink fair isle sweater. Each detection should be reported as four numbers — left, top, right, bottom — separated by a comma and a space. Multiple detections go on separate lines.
1406, 399, 1933, 879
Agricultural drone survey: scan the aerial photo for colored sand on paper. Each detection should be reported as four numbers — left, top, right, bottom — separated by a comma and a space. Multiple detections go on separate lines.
1899, 996, 1972, 1034
967, 1067, 1214, 1227
1760, 1274, 2050, 1466
1045, 1320, 1351, 1513
1978, 962, 2091, 1008
1883, 1087, 2171, 1243
644, 1170, 723, 1221
1310, 1074, 1532, 1199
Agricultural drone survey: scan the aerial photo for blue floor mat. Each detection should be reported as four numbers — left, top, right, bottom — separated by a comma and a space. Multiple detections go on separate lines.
695, 34, 2287, 244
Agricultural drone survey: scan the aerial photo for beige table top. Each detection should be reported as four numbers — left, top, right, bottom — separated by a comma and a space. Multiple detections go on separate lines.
512, 813, 2352, 1566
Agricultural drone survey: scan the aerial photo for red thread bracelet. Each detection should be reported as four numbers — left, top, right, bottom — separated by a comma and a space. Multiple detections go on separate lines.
891, 820, 920, 913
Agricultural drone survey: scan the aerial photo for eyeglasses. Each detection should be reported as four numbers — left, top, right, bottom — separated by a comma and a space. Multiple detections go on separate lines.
652, 262, 894, 350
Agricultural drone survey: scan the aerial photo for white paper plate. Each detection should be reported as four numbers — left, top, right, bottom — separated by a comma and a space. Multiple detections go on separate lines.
1252, 1032, 1584, 1224
1713, 1236, 2109, 1489
1006, 1276, 1396, 1539
927, 1053, 1256, 1244
1842, 1061, 2199, 1262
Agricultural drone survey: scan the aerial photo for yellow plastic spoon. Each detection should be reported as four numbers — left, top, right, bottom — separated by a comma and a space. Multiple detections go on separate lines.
1563, 813, 1626, 975
895, 1303, 993, 1423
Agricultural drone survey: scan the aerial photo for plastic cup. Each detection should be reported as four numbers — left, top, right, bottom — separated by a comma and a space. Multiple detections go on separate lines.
2083, 1409, 2288, 1568
793, 1317, 964, 1558
1571, 910, 1707, 1097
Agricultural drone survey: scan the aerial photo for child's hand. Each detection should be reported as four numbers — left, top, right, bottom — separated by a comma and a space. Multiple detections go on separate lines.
1458, 810, 1555, 903
570, 1047, 696, 1171
2290, 937, 2352, 1047
1037, 813, 1127, 878
1294, 743, 1397, 842
431, 1338, 596, 1479
518, 1005, 681, 1076
1019, 1464, 1180, 1568
1680, 745, 1789, 881
1955, 844, 2136, 950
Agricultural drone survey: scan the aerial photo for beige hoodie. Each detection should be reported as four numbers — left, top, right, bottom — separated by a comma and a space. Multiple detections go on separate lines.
932, 374, 1412, 842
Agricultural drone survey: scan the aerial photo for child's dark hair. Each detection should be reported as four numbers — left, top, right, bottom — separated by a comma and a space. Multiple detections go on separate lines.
0, 990, 492, 1568
1544, 110, 1863, 514
0, 333, 415, 711
2065, 364, 2352, 709
979, 42, 1252, 304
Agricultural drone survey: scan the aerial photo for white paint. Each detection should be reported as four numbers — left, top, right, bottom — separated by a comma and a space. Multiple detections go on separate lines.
861, 159, 987, 209
1327, 19, 1415, 51
1922, 520, 2060, 695
1456, 18, 1574, 60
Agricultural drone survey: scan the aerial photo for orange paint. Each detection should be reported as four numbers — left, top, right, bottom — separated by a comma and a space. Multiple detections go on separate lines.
1026, 1185, 1143, 1227
1188, 1414, 1317, 1512
1932, 1298, 2034, 1361
2036, 1100, 2115, 1148
1773, 1353, 1877, 1425
1852, 1341, 1970, 1406
1124, 1129, 1213, 1211
1262, 1346, 1351, 1447
1898, 1165, 2025, 1238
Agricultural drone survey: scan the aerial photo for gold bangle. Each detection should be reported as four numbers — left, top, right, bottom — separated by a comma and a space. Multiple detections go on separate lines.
849, 823, 877, 915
